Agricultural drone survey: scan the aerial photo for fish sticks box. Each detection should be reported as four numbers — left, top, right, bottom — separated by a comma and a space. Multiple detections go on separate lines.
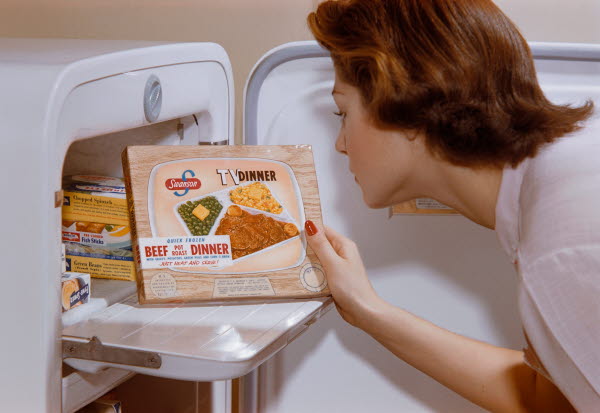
62, 176, 131, 250
122, 145, 329, 304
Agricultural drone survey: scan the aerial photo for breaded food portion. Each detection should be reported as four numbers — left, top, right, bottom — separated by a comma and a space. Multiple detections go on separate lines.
230, 182, 283, 214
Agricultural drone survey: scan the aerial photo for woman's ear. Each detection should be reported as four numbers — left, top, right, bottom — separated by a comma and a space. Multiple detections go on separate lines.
405, 129, 420, 142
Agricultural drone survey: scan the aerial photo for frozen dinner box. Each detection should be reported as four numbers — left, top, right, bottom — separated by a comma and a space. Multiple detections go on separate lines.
122, 145, 329, 304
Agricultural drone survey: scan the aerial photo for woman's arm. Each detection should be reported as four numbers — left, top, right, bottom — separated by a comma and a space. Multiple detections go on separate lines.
305, 222, 574, 412
364, 299, 574, 412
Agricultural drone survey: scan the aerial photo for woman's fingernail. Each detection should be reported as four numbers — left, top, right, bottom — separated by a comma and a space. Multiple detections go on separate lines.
305, 220, 318, 236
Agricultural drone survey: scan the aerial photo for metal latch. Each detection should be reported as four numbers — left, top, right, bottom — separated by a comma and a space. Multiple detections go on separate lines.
198, 139, 229, 146
63, 336, 162, 369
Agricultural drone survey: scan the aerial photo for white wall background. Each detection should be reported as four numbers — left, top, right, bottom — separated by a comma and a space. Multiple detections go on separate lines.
1, 1, 598, 412
496, 0, 600, 43
1, 0, 599, 143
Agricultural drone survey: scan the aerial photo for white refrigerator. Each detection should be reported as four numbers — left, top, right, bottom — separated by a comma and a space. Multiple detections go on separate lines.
0, 38, 598, 412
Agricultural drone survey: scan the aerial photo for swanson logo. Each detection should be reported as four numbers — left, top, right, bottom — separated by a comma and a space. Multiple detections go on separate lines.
165, 170, 201, 197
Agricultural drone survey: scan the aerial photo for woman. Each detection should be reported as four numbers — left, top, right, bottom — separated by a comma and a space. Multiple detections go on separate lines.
304, 0, 600, 411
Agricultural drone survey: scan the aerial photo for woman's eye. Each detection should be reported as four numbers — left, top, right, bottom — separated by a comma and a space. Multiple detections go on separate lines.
333, 111, 346, 120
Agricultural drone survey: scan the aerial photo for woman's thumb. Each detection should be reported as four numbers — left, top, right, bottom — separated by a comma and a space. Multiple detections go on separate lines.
304, 220, 337, 265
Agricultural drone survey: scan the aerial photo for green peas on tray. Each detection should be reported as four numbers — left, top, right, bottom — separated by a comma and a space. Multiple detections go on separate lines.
177, 196, 223, 236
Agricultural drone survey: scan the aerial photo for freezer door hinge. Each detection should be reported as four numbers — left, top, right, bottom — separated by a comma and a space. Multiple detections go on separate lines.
55, 190, 64, 208
62, 336, 162, 369
177, 121, 184, 141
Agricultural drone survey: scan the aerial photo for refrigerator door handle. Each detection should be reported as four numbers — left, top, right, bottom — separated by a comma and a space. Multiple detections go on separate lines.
243, 41, 330, 145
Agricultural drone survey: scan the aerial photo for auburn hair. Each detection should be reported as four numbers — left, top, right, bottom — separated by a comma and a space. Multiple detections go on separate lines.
308, 0, 594, 168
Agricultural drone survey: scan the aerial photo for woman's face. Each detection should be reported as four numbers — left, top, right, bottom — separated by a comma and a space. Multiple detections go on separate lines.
332, 77, 429, 208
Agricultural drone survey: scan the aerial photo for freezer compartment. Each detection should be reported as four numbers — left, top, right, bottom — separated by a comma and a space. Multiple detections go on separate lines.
62, 140, 333, 382
56, 57, 236, 393
59, 123, 225, 406
63, 117, 209, 179
57, 46, 333, 388
60, 120, 197, 286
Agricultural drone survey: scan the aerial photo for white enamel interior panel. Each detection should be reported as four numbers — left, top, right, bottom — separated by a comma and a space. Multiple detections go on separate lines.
246, 41, 600, 412
62, 366, 134, 413
57, 61, 230, 143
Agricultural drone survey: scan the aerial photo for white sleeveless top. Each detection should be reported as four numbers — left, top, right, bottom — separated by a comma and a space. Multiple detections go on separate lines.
495, 114, 600, 411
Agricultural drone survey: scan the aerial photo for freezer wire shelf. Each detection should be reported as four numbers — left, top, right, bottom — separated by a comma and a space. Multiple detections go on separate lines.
62, 290, 333, 381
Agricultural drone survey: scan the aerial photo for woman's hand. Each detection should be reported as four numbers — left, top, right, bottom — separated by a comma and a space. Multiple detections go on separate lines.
304, 220, 383, 327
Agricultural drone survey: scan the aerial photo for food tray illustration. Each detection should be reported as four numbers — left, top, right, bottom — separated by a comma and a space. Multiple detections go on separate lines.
172, 181, 302, 264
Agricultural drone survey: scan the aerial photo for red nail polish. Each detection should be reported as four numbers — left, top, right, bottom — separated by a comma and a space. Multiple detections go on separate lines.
305, 220, 318, 236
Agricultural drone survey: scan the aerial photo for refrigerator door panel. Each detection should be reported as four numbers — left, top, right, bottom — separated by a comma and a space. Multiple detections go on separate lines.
244, 41, 600, 412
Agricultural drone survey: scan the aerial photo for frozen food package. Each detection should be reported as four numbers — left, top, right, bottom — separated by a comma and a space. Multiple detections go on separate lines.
61, 243, 67, 273
65, 242, 135, 281
61, 272, 91, 312
122, 145, 328, 304
62, 176, 131, 250
78, 397, 121, 413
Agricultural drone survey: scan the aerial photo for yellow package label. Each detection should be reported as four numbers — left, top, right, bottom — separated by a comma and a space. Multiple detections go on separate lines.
66, 254, 135, 281
63, 191, 129, 226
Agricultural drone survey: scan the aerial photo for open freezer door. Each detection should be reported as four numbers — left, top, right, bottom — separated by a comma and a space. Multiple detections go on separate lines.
241, 40, 600, 411
63, 292, 330, 381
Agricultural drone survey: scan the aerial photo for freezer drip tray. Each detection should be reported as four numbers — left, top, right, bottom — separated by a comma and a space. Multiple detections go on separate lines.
62, 293, 332, 381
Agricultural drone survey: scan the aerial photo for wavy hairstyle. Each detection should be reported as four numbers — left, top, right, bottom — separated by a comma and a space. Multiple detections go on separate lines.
308, 0, 594, 168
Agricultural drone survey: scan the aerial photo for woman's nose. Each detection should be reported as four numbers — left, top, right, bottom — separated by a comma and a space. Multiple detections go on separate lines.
335, 132, 347, 155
